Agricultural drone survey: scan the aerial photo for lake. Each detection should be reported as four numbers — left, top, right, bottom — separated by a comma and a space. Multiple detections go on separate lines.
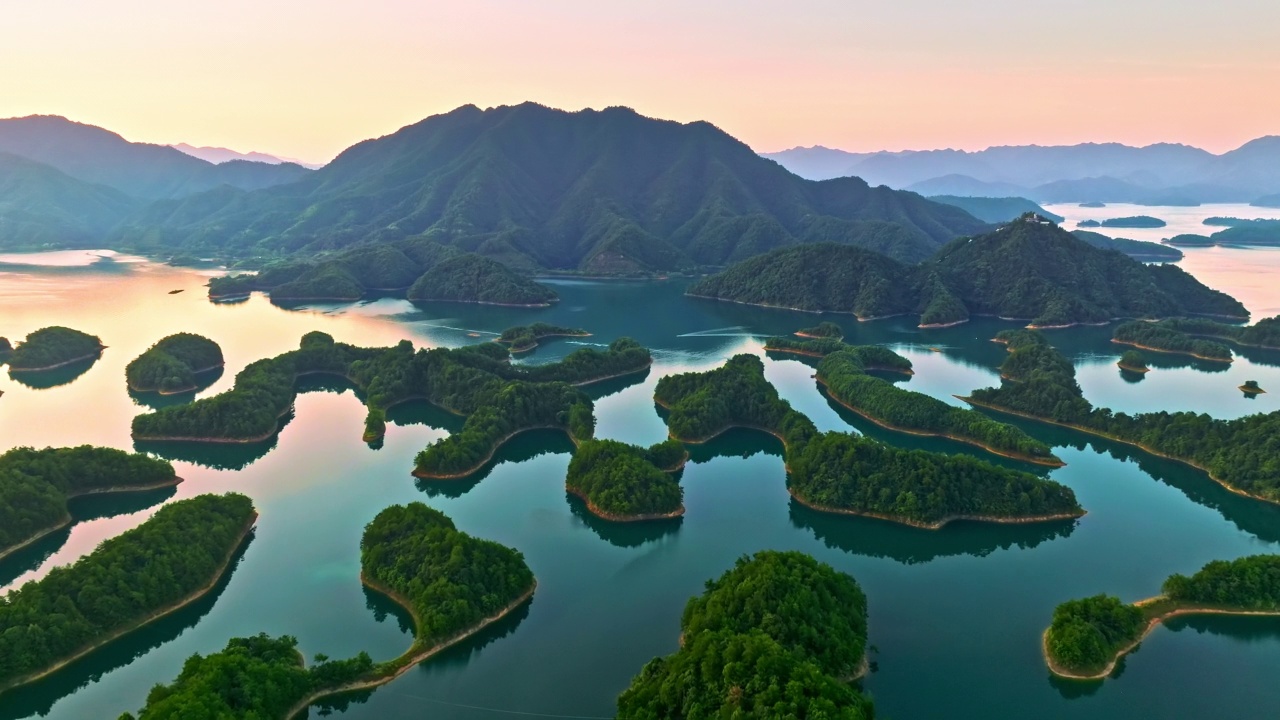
2, 229, 1280, 720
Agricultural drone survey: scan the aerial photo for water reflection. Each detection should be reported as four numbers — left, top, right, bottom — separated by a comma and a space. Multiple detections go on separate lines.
415, 431, 576, 499
7, 356, 100, 389
565, 493, 683, 548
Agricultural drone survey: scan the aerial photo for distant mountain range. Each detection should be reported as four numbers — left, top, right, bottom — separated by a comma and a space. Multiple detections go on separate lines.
107, 103, 987, 270
764, 139, 1280, 205
170, 143, 322, 169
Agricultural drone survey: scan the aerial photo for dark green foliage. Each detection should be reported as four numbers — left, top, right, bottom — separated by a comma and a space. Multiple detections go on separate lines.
0, 337, 10, 360
970, 342, 1280, 501
0, 494, 255, 686
1070, 230, 1183, 260
1118, 350, 1148, 371
407, 254, 557, 306
0, 446, 176, 553
361, 503, 534, 643
110, 103, 985, 269
498, 323, 588, 351
126, 333, 224, 393
7, 326, 102, 370
928, 195, 1062, 223
1162, 555, 1280, 609
1161, 315, 1280, 350
617, 552, 874, 719
1045, 595, 1145, 673
1100, 216, 1166, 228
1243, 380, 1262, 390
817, 350, 1059, 462
0, 152, 139, 250
693, 216, 1247, 326
1208, 220, 1280, 246
1163, 233, 1215, 247
1113, 321, 1233, 361
994, 329, 1049, 351
765, 336, 848, 357
796, 322, 843, 339
124, 634, 373, 720
565, 439, 683, 517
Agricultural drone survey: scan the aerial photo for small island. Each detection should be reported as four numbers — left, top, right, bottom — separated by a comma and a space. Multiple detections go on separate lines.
0, 493, 256, 693
1159, 315, 1280, 350
1044, 555, 1280, 680
1162, 233, 1215, 247
796, 321, 844, 339
1101, 215, 1166, 229
1077, 219, 1102, 228
1253, 194, 1280, 208
126, 333, 225, 394
565, 439, 687, 521
617, 551, 874, 718
0, 445, 180, 560
1080, 201, 1106, 208
1240, 380, 1266, 395
497, 323, 590, 352
1117, 350, 1149, 374
5, 326, 104, 373
1071, 230, 1184, 261
1112, 321, 1233, 363
407, 254, 557, 307
1203, 217, 1258, 227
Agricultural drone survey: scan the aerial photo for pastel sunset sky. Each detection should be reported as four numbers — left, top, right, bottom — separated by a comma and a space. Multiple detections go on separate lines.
4, 0, 1278, 163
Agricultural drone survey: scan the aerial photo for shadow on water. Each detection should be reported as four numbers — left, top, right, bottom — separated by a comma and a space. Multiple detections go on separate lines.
1119, 367, 1147, 384
128, 366, 226, 410
0, 532, 256, 720
415, 430, 576, 499
0, 486, 178, 587
565, 492, 683, 548
384, 400, 463, 434
1230, 344, 1280, 368
579, 367, 651, 401
8, 356, 100, 389
683, 427, 785, 465
789, 498, 1077, 565
976, 412, 1280, 543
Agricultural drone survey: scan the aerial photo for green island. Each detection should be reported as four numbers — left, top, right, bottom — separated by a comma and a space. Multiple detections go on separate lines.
795, 321, 844, 339
964, 333, 1280, 503
130, 332, 650, 453
0, 445, 180, 560
617, 551, 875, 718
1077, 219, 1101, 228
0, 337, 10, 363
688, 215, 1247, 328
1101, 215, 1166, 229
1044, 554, 1280, 680
5, 326, 104, 372
1070, 229, 1184, 261
816, 348, 1063, 466
125, 333, 224, 394
565, 438, 687, 521
1162, 233, 1215, 247
1157, 315, 1280, 351
1080, 201, 1106, 208
1117, 350, 1149, 374
1203, 217, 1259, 227
764, 335, 913, 372
497, 323, 590, 352
0, 493, 257, 694
1112, 321, 1234, 363
1253, 194, 1280, 208
1208, 220, 1280, 247
993, 328, 1048, 353
1240, 380, 1266, 396
207, 236, 556, 306
656, 354, 1082, 528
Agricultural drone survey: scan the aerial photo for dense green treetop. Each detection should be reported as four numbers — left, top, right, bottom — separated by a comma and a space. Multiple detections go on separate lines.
1045, 595, 1145, 674
407, 254, 558, 306
1208, 220, 1280, 246
1070, 229, 1183, 261
796, 321, 844, 339
1118, 350, 1148, 371
0, 445, 176, 554
0, 494, 255, 687
498, 323, 589, 351
0, 152, 139, 251
994, 328, 1050, 351
1113, 321, 1233, 361
765, 335, 849, 357
361, 503, 534, 644
126, 333, 224, 393
1161, 315, 1280, 350
120, 634, 372, 720
1163, 555, 1280, 609
1162, 233, 1215, 247
7, 326, 103, 370
1101, 216, 1166, 228
565, 439, 684, 518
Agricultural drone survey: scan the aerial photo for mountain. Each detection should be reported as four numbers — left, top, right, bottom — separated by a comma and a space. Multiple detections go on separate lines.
0, 115, 312, 199
928, 196, 1063, 224
170, 143, 320, 168
1253, 193, 1280, 208
1070, 230, 1183, 261
689, 215, 1247, 327
108, 103, 988, 269
0, 153, 139, 249
766, 139, 1280, 204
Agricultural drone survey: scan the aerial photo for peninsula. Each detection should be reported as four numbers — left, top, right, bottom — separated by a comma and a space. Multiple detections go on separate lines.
126, 333, 224, 394
1112, 321, 1233, 363
497, 323, 590, 352
5, 326, 104, 372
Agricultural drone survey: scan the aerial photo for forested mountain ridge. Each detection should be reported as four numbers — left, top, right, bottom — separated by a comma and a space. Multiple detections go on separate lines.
0, 153, 139, 250
108, 103, 987, 269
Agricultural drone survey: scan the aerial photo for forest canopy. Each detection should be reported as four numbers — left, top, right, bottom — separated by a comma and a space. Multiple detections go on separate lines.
6, 326, 103, 371
126, 333, 224, 393
565, 439, 686, 519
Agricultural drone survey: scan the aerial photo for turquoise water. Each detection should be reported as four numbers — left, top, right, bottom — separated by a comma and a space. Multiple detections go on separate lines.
1, 250, 1280, 719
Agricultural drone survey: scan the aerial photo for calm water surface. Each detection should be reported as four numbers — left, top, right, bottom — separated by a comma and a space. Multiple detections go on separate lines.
2, 245, 1280, 720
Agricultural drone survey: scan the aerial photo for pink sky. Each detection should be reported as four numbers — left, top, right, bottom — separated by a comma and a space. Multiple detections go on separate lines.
3, 0, 1278, 164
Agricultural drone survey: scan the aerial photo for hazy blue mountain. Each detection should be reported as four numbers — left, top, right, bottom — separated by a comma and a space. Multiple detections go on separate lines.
1254, 193, 1280, 208
170, 143, 323, 169
905, 174, 1029, 197
0, 115, 312, 199
110, 103, 987, 269
928, 196, 1063, 223
0, 152, 139, 249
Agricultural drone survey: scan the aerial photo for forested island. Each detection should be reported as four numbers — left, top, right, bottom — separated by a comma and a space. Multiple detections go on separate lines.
565, 439, 687, 521
5, 326, 104, 372
1158, 316, 1280, 350
1044, 554, 1280, 679
126, 333, 224, 394
0, 493, 256, 693
656, 354, 1082, 528
1101, 216, 1166, 228
206, 236, 557, 306
1112, 321, 1234, 362
1117, 350, 1149, 373
497, 323, 590, 352
1241, 380, 1266, 396
1070, 230, 1183, 261
764, 334, 914, 372
1162, 233, 1215, 247
688, 215, 1247, 328
796, 321, 844, 339
816, 348, 1063, 465
0, 445, 179, 560
965, 332, 1280, 503
617, 551, 875, 718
